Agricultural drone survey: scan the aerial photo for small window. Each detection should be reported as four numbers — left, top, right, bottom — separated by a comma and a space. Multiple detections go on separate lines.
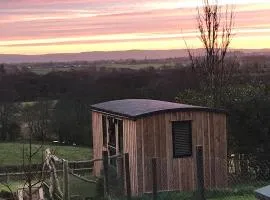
172, 121, 192, 158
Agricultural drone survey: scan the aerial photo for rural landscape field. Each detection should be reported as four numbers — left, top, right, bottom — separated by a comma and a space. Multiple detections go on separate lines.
0, 51, 269, 199
1, 0, 270, 199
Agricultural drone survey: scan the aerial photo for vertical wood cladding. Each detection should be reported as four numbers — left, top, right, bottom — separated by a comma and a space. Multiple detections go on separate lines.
92, 111, 103, 176
92, 110, 227, 196
135, 111, 227, 194
123, 119, 138, 195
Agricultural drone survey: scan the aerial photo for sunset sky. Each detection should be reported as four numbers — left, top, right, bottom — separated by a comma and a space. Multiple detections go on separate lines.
0, 0, 270, 55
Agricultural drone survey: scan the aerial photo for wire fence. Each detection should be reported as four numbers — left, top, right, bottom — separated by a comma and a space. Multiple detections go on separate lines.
1, 149, 270, 200
134, 149, 270, 200
41, 160, 97, 200
0, 163, 46, 200
101, 153, 126, 200
42, 152, 128, 200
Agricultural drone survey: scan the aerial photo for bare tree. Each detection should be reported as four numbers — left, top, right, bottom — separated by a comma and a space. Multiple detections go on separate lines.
23, 101, 50, 142
0, 103, 19, 141
20, 101, 52, 200
186, 0, 236, 106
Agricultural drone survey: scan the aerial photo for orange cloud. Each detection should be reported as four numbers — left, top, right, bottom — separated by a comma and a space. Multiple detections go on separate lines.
0, 0, 270, 54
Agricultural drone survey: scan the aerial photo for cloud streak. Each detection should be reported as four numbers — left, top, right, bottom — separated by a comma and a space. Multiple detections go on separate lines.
0, 0, 270, 54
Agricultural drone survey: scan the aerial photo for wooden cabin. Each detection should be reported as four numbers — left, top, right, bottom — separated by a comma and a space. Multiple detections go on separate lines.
91, 99, 227, 196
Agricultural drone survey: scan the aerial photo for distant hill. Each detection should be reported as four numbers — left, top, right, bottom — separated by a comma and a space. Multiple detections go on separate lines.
1, 49, 270, 63
0, 50, 189, 63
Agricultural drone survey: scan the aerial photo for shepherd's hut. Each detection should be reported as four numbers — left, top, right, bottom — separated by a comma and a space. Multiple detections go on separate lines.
91, 99, 227, 196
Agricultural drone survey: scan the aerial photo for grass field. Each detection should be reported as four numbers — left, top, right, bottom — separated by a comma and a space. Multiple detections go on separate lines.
0, 176, 261, 200
0, 143, 262, 200
127, 192, 255, 200
28, 62, 176, 74
130, 189, 257, 200
106, 62, 173, 69
0, 181, 21, 192
0, 142, 92, 166
209, 195, 255, 200
67, 174, 97, 199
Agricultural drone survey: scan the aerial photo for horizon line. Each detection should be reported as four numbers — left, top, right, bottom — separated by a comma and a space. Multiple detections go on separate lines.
1, 48, 270, 56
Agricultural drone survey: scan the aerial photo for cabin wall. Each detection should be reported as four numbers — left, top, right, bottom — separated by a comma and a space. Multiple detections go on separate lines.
92, 111, 103, 176
93, 110, 227, 195
136, 111, 227, 194
92, 111, 138, 195
123, 119, 138, 195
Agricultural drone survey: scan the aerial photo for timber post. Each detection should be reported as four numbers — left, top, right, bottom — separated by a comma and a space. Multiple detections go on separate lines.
196, 145, 206, 200
102, 150, 109, 198
152, 157, 157, 200
63, 160, 70, 200
124, 153, 131, 199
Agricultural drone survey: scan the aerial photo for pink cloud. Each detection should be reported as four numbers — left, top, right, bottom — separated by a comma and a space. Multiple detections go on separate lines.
1, 0, 270, 53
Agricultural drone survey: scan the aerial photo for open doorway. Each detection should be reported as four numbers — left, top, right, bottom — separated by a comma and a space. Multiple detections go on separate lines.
102, 116, 123, 165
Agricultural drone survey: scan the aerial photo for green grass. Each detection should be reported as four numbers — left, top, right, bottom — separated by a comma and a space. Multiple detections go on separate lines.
128, 192, 255, 200
209, 195, 255, 200
126, 185, 259, 200
106, 63, 169, 69
0, 180, 261, 200
30, 67, 72, 75
205, 188, 256, 200
28, 63, 176, 75
0, 142, 92, 165
0, 143, 264, 200
0, 181, 22, 192
68, 174, 97, 198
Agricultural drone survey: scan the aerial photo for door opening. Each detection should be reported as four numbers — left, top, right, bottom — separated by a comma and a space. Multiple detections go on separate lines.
102, 116, 123, 165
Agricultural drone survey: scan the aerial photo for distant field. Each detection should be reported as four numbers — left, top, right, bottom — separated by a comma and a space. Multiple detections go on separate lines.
30, 67, 71, 75
0, 142, 92, 166
106, 62, 174, 69
27, 62, 175, 74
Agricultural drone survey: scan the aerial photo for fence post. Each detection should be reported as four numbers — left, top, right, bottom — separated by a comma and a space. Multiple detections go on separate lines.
124, 153, 131, 199
102, 150, 109, 198
63, 160, 70, 200
117, 156, 124, 178
117, 156, 124, 194
152, 157, 157, 200
5, 170, 10, 183
196, 145, 206, 200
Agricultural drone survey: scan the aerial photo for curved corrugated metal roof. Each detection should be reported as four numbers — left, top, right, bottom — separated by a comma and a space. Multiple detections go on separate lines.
91, 99, 226, 119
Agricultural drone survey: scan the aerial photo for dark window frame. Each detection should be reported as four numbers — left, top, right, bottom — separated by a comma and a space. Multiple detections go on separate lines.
172, 120, 192, 158
102, 115, 107, 147
118, 120, 123, 153
102, 115, 124, 153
